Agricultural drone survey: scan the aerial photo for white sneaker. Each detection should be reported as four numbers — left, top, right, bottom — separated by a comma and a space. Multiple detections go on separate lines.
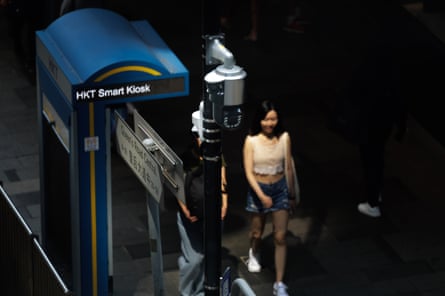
247, 248, 261, 272
358, 202, 381, 218
273, 281, 289, 296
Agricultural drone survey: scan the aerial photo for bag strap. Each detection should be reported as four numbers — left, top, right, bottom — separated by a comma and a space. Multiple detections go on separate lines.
282, 132, 290, 162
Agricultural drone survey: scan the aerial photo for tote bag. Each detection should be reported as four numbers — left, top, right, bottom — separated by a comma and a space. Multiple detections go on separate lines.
283, 133, 301, 205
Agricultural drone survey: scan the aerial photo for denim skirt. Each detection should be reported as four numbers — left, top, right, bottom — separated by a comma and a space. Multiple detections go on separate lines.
245, 177, 290, 214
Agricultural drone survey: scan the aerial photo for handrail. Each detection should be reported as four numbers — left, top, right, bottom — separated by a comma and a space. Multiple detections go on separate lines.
231, 278, 256, 296
1, 184, 72, 295
33, 238, 71, 294
0, 184, 33, 235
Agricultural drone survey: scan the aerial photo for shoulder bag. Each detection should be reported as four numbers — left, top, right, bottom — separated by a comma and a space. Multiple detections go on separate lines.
283, 132, 301, 205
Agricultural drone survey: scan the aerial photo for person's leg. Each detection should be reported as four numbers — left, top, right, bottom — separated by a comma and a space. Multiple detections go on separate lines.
247, 212, 265, 272
271, 209, 289, 283
177, 212, 205, 296
367, 145, 385, 207
360, 131, 387, 207
360, 140, 375, 205
357, 129, 389, 218
249, 212, 266, 252
245, 0, 259, 41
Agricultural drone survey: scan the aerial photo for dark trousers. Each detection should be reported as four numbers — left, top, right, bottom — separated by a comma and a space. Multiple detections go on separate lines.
358, 127, 391, 207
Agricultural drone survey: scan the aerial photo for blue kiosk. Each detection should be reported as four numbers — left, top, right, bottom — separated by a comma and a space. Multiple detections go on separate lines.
36, 8, 189, 296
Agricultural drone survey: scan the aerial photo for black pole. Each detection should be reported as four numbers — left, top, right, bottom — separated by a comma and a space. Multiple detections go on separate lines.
202, 97, 222, 296
202, 1, 223, 295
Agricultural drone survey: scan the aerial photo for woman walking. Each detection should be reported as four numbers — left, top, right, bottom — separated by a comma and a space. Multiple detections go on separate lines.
243, 100, 297, 296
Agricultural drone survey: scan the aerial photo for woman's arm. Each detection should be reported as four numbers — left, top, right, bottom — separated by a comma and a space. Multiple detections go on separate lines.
177, 199, 198, 223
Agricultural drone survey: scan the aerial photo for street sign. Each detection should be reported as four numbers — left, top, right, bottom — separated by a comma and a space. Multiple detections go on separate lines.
115, 112, 163, 202
133, 110, 185, 203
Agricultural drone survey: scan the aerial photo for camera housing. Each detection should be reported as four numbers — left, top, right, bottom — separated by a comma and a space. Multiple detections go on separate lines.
205, 64, 246, 129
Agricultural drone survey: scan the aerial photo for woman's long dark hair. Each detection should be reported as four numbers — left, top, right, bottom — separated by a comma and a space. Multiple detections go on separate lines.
249, 100, 285, 137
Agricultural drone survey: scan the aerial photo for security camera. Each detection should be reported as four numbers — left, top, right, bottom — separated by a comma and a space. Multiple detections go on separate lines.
203, 36, 247, 130
205, 65, 246, 129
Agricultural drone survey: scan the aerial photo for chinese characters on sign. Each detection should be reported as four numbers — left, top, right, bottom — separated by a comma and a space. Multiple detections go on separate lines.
115, 115, 162, 201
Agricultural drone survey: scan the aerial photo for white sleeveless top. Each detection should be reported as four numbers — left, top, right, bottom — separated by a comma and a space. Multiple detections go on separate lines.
248, 132, 287, 175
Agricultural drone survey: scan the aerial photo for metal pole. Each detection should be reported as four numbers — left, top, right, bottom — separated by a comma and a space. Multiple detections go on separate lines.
146, 192, 165, 296
202, 1, 222, 295
202, 99, 222, 296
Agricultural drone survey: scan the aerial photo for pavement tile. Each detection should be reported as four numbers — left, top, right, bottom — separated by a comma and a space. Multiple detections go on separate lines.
409, 271, 445, 292
372, 278, 419, 296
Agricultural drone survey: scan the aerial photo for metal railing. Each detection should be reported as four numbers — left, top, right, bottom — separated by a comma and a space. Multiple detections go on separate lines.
231, 278, 256, 296
0, 184, 72, 296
